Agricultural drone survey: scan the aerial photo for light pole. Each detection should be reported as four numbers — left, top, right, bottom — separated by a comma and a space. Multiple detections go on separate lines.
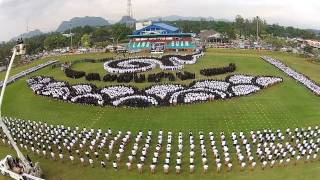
256, 16, 259, 44
56, 36, 58, 49
0, 39, 44, 180
69, 23, 73, 50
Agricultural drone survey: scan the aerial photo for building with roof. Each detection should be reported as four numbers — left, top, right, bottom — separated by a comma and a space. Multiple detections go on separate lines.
305, 40, 320, 49
128, 22, 196, 53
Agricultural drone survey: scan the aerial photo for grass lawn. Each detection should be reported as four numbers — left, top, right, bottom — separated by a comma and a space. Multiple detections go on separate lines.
0, 144, 319, 180
0, 48, 319, 179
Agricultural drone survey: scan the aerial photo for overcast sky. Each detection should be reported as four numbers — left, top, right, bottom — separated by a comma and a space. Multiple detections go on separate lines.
0, 0, 319, 41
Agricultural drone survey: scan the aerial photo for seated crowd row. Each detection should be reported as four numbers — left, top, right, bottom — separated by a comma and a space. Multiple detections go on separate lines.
103, 51, 204, 74
261, 56, 320, 96
66, 71, 196, 83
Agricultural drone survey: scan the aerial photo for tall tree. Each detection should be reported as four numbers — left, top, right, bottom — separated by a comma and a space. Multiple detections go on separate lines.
235, 15, 245, 37
44, 34, 68, 50
0, 41, 14, 66
81, 34, 91, 48
111, 24, 132, 45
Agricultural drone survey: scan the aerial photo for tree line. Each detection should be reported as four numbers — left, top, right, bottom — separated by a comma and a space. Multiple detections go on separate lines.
0, 15, 319, 66
0, 24, 133, 66
166, 15, 317, 40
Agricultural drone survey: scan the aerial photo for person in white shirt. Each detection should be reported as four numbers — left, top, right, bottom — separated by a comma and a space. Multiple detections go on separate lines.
137, 163, 143, 174
216, 163, 222, 173
113, 161, 118, 171
227, 163, 232, 171
50, 152, 55, 161
251, 161, 256, 170
240, 162, 246, 171
80, 157, 85, 166
163, 164, 169, 174
262, 161, 267, 170
116, 153, 121, 162
105, 153, 110, 161
126, 162, 132, 171
203, 164, 208, 174
89, 158, 94, 168
175, 165, 181, 174
150, 163, 156, 174
59, 153, 64, 162
70, 155, 74, 164
101, 160, 106, 169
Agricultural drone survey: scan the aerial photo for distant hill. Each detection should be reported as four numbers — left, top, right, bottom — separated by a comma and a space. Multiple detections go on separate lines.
56, 16, 110, 32
118, 16, 136, 26
11, 29, 43, 41
142, 15, 218, 22
308, 29, 320, 36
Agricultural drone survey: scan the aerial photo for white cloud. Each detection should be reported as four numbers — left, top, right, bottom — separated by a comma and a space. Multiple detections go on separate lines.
0, 0, 319, 41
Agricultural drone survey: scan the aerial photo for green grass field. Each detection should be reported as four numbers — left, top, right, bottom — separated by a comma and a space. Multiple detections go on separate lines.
0, 48, 320, 180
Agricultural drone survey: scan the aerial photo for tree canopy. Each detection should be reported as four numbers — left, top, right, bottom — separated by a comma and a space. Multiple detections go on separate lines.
81, 34, 91, 48
111, 24, 133, 45
0, 16, 318, 65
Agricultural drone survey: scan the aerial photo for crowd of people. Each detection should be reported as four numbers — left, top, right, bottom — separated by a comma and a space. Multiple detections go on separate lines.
0, 60, 57, 88
0, 117, 319, 174
103, 52, 204, 74
65, 68, 86, 79
87, 71, 193, 83
261, 56, 320, 96
200, 63, 236, 77
103, 72, 176, 84
26, 74, 282, 107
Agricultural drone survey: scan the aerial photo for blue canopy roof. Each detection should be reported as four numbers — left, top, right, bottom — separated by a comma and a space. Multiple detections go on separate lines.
133, 23, 180, 35
128, 33, 193, 38
152, 23, 179, 32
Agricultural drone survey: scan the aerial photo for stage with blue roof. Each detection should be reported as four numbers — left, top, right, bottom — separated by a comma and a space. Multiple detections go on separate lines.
128, 22, 196, 53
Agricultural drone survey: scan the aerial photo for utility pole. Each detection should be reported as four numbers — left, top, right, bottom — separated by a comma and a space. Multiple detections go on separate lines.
127, 0, 135, 28
69, 23, 73, 50
26, 20, 29, 33
256, 16, 259, 44
127, 0, 133, 18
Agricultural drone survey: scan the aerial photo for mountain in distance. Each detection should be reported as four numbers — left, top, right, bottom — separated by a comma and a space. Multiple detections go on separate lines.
11, 29, 43, 41
56, 16, 110, 32
118, 16, 136, 26
141, 15, 220, 22
307, 29, 320, 36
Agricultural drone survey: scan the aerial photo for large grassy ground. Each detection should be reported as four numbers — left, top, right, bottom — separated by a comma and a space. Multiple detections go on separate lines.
0, 49, 320, 179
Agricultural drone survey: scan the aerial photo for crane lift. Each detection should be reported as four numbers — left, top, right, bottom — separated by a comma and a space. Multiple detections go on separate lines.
0, 39, 44, 180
